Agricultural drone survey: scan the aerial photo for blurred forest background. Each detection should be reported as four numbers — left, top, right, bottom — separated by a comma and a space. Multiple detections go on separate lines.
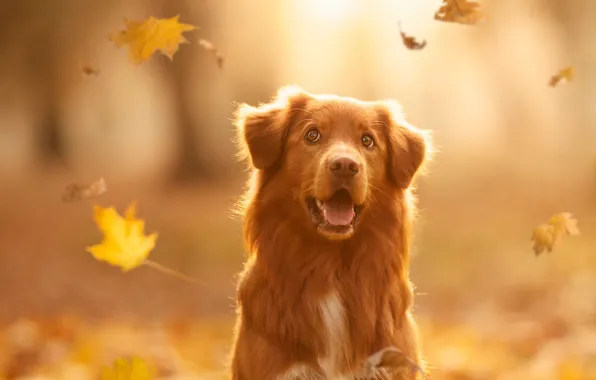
0, 0, 595, 378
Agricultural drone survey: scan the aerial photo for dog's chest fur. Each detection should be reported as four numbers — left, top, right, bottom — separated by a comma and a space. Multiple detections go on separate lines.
318, 290, 349, 377
281, 290, 355, 379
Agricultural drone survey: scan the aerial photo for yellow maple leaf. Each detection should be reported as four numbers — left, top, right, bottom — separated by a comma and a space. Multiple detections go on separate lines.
101, 357, 153, 380
434, 0, 485, 25
531, 224, 556, 255
531, 212, 579, 256
110, 15, 196, 64
86, 202, 157, 272
549, 212, 580, 237
549, 66, 575, 87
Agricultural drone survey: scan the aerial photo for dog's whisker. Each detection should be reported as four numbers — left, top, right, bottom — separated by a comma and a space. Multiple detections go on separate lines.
365, 195, 380, 220
367, 178, 393, 201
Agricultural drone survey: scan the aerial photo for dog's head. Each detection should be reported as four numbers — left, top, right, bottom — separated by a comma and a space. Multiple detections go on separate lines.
235, 86, 432, 241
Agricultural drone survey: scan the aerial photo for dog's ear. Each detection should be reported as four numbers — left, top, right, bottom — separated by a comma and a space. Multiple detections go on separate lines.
374, 100, 434, 189
234, 86, 310, 170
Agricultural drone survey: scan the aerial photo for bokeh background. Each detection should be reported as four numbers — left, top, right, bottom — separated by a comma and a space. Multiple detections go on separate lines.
0, 0, 595, 378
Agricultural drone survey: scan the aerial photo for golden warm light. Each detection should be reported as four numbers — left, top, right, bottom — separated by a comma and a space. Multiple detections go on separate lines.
1, 0, 595, 379
307, 0, 358, 21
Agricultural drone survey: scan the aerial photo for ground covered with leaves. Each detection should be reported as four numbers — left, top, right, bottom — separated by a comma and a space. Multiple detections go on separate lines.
1, 177, 595, 379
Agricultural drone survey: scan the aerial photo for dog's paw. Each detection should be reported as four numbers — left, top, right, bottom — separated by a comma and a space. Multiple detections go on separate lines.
362, 346, 429, 379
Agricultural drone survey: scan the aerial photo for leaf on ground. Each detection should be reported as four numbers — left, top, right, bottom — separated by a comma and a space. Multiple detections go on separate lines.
3, 349, 42, 379
110, 15, 196, 64
86, 202, 158, 271
101, 357, 153, 380
531, 212, 580, 256
434, 0, 485, 25
63, 177, 107, 202
549, 67, 574, 87
198, 39, 224, 68
558, 359, 586, 380
398, 22, 427, 50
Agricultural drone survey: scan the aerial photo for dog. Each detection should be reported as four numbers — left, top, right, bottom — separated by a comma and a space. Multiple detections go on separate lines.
230, 86, 432, 379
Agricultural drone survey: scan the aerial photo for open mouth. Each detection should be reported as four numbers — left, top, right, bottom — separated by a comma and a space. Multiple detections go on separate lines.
307, 189, 364, 239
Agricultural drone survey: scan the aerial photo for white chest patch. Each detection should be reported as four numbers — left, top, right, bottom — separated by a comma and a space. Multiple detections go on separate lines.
318, 290, 349, 378
278, 291, 357, 380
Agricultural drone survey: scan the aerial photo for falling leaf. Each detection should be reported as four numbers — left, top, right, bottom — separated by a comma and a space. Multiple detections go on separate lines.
86, 202, 158, 272
198, 39, 224, 68
531, 224, 556, 255
434, 0, 485, 25
63, 177, 107, 202
398, 22, 427, 50
110, 15, 196, 64
365, 347, 429, 379
81, 64, 100, 76
548, 212, 580, 237
549, 67, 574, 87
101, 357, 153, 380
531, 212, 580, 255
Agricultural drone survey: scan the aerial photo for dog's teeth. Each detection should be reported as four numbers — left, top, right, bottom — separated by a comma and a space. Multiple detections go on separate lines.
315, 199, 323, 209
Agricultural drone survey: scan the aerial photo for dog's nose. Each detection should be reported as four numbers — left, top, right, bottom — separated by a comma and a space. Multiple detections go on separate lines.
329, 156, 360, 178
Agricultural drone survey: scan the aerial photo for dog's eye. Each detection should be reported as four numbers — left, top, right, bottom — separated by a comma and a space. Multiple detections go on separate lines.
304, 128, 321, 144
361, 134, 374, 148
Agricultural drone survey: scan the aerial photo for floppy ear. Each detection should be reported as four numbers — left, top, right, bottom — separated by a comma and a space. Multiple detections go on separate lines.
234, 86, 310, 170
374, 100, 434, 189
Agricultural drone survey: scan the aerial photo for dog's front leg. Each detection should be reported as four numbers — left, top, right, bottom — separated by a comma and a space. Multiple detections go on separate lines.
231, 325, 325, 380
357, 346, 428, 380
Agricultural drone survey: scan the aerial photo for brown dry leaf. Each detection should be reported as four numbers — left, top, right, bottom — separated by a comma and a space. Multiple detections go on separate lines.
110, 15, 196, 64
81, 64, 100, 76
531, 212, 580, 256
549, 66, 574, 87
62, 177, 107, 202
198, 39, 224, 68
398, 22, 427, 50
434, 0, 485, 25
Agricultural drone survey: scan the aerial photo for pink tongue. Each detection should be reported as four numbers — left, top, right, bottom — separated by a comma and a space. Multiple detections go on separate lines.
322, 201, 355, 226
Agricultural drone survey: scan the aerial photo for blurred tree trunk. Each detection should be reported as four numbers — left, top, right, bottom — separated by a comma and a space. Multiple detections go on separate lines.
12, 0, 123, 170
37, 50, 64, 167
549, 0, 596, 201
477, 0, 595, 183
0, 2, 65, 168
551, 0, 595, 151
157, 0, 217, 183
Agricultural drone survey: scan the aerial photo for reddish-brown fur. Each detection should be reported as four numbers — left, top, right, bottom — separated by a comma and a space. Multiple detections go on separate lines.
230, 86, 433, 379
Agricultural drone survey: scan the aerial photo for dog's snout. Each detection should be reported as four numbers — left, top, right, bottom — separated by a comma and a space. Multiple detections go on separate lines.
329, 156, 360, 178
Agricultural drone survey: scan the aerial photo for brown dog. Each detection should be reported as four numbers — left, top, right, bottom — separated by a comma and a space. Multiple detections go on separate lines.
230, 86, 432, 379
